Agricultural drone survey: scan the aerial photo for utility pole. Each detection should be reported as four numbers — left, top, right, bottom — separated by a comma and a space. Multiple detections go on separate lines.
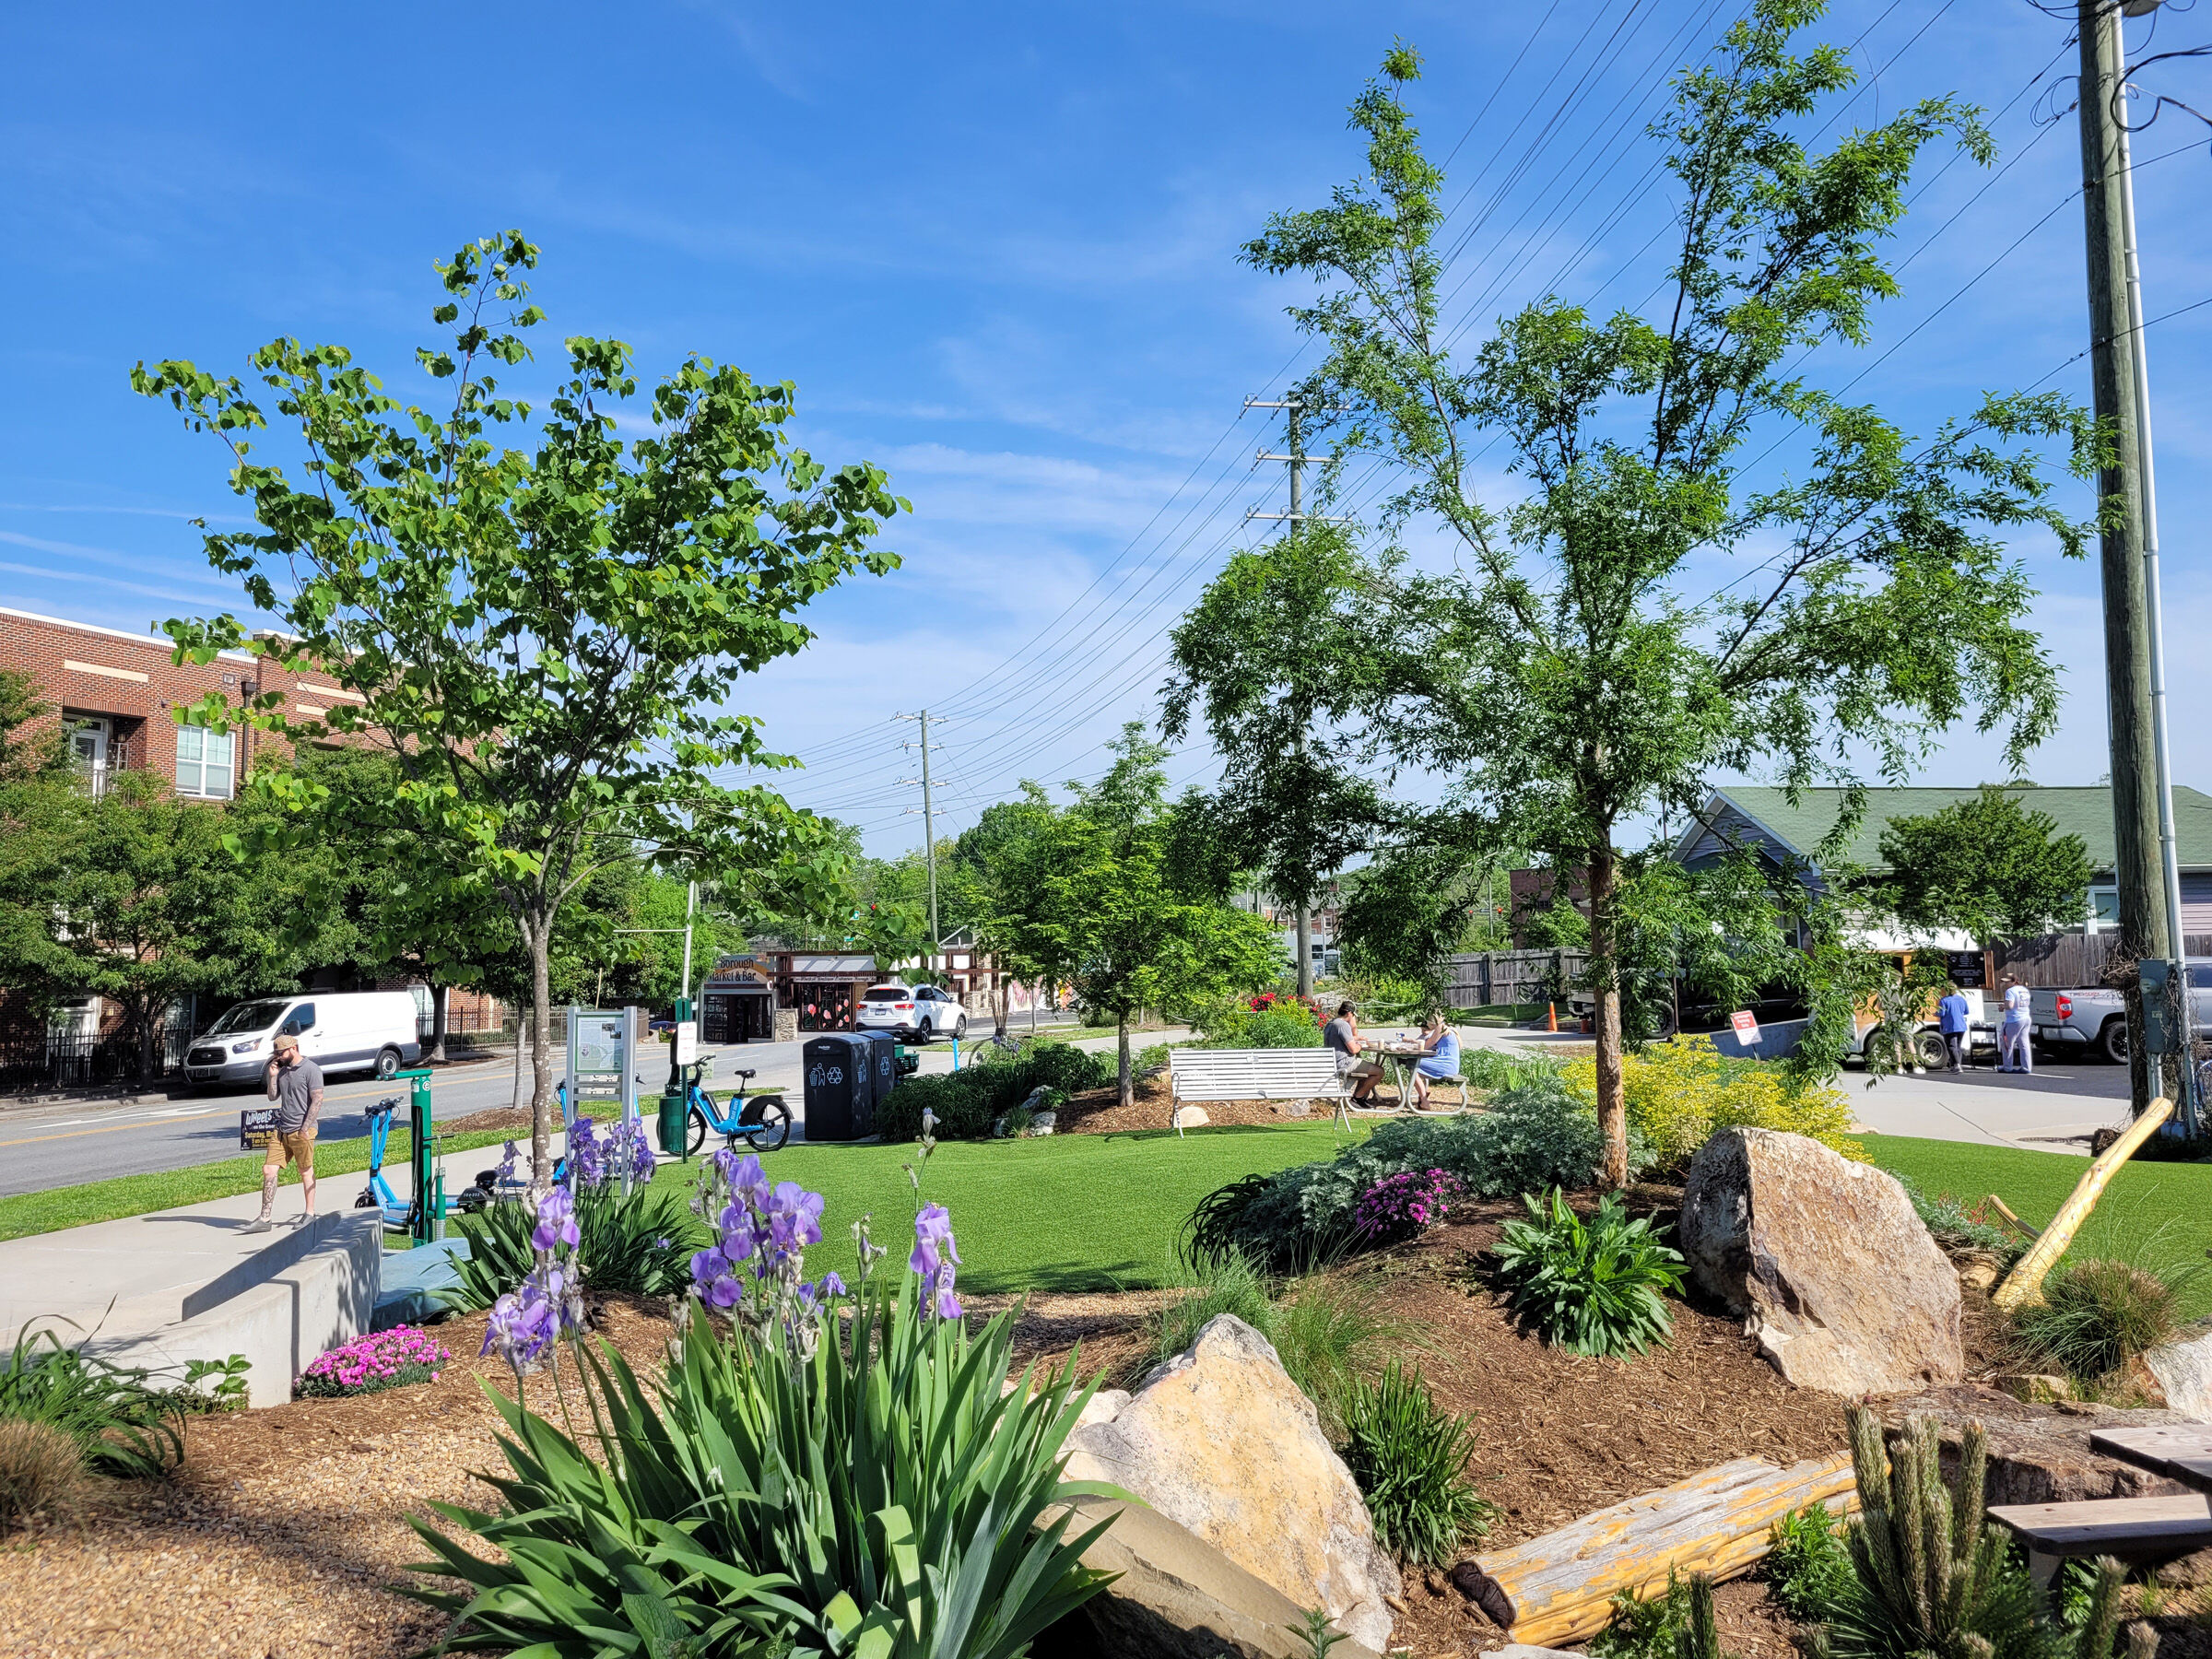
896, 711, 942, 954
1247, 396, 1343, 1000
2077, 0, 2183, 1122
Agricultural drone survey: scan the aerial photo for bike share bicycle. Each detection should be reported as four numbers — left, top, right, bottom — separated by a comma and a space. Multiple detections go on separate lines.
681, 1062, 792, 1154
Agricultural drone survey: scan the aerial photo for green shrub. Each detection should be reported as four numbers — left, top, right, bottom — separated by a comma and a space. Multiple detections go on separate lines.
1185, 1070, 1633, 1272
405, 1209, 1117, 1654
1765, 1502, 1854, 1623
1492, 1190, 1686, 1358
877, 1041, 1112, 1141
1196, 998, 1324, 1050
1903, 1182, 2030, 1265
1592, 1571, 1703, 1659
446, 1182, 701, 1311
1338, 1360, 1494, 1567
2006, 1256, 2194, 1391
1564, 1036, 1863, 1172
0, 1324, 187, 1477
1460, 1046, 1560, 1094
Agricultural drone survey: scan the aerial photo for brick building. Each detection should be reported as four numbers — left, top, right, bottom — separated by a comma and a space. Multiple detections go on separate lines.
0, 606, 505, 1082
0, 606, 366, 798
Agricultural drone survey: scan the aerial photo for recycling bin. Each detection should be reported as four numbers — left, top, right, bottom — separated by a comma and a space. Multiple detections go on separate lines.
803, 1033, 875, 1141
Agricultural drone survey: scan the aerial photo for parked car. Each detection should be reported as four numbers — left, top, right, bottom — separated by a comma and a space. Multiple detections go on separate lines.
2029, 960, 2212, 1064
183, 992, 422, 1088
853, 983, 969, 1042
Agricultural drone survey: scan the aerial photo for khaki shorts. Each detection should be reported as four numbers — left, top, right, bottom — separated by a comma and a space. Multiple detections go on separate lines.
266, 1127, 315, 1168
1336, 1055, 1383, 1079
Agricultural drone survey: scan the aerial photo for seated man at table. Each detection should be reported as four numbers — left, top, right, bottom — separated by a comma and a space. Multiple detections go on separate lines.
1323, 1000, 1383, 1101
1410, 1010, 1462, 1108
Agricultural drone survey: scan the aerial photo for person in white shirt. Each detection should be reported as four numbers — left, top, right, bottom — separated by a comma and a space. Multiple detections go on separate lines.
1996, 973, 2034, 1075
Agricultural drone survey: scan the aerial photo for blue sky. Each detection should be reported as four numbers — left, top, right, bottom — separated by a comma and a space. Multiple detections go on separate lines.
4, 0, 2207, 857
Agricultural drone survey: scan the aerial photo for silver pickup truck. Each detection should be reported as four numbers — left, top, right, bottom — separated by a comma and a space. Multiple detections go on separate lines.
2030, 961, 2212, 1064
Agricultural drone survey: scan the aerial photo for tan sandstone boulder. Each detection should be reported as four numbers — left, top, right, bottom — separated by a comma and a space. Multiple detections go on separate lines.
1678, 1128, 1962, 1395
1062, 1314, 1400, 1652
2147, 1322, 2212, 1423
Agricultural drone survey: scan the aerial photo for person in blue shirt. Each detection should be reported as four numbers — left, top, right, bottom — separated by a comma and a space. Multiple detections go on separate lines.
1411, 1010, 1462, 1108
1936, 982, 1973, 1073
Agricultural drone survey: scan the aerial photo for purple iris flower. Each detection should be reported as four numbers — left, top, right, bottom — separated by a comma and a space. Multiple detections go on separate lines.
480, 1263, 575, 1373
934, 1276, 964, 1322
703, 1272, 743, 1309
765, 1182, 825, 1252
690, 1246, 728, 1286
531, 1184, 580, 1252
814, 1271, 847, 1300
717, 1150, 772, 1208
910, 1203, 960, 1277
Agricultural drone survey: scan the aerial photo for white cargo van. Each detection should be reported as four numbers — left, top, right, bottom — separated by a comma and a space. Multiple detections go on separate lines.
183, 992, 423, 1088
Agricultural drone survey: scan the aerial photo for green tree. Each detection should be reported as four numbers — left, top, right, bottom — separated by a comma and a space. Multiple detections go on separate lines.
135, 230, 903, 1181
990, 725, 1284, 1105
1241, 7, 2098, 1182
1876, 785, 2096, 945
1161, 524, 1388, 995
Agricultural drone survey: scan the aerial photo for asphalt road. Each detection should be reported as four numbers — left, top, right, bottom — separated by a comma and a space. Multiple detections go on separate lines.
0, 1013, 1101, 1199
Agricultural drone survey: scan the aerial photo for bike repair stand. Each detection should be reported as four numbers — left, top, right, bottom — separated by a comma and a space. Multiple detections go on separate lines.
392, 1067, 445, 1247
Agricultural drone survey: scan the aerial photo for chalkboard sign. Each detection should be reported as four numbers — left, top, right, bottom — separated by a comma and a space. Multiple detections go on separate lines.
1945, 950, 1986, 988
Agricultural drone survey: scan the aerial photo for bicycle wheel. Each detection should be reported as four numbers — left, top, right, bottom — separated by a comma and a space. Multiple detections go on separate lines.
744, 1097, 792, 1152
685, 1105, 709, 1159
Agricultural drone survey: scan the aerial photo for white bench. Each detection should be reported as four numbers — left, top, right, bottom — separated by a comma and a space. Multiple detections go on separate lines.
1168, 1048, 1351, 1135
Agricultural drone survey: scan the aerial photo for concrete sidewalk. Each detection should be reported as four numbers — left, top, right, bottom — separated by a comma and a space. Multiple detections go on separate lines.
0, 1131, 567, 1405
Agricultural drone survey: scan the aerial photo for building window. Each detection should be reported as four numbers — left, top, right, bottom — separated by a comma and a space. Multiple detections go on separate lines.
2087, 885, 2120, 935
175, 725, 235, 800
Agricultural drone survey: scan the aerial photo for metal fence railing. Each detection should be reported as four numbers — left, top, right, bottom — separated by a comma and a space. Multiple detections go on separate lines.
0, 1025, 194, 1092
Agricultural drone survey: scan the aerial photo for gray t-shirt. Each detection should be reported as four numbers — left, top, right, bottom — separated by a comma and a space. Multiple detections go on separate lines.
1323, 1018, 1356, 1055
267, 1056, 324, 1133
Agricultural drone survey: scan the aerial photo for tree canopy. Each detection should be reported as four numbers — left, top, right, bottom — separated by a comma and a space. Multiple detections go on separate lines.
1237, 1, 2098, 1181
135, 230, 904, 1178
1877, 786, 2096, 945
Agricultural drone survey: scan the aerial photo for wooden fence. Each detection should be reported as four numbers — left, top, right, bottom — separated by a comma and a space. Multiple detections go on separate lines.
1441, 949, 1590, 1010
1992, 932, 2212, 987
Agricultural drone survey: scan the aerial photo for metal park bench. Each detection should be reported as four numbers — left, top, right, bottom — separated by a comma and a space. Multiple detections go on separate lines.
1168, 1048, 1351, 1135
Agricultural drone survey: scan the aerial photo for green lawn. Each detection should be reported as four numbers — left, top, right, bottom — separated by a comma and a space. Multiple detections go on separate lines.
0, 1126, 518, 1242
1862, 1134, 2212, 1314
657, 1124, 1357, 1295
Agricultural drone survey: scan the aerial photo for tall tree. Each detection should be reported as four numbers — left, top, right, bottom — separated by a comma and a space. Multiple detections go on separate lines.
135, 231, 903, 1182
1241, 6, 2098, 1182
1161, 523, 1387, 990
991, 726, 1283, 1104
1877, 786, 2097, 946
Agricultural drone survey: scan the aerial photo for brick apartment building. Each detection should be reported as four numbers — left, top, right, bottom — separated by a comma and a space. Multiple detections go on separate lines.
0, 606, 504, 1081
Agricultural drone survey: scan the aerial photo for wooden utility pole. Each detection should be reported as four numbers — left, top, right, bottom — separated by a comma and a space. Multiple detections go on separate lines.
2077, 0, 2171, 1117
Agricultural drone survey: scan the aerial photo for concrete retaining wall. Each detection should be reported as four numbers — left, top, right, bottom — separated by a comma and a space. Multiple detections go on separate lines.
88, 1210, 382, 1406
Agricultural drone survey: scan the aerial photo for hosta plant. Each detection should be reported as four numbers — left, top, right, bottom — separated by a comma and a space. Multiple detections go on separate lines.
404, 1150, 1124, 1656
1491, 1189, 1685, 1359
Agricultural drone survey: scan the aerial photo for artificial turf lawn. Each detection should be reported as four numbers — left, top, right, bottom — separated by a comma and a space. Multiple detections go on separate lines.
648, 1123, 1361, 1295
1862, 1133, 2212, 1314
0, 1126, 517, 1242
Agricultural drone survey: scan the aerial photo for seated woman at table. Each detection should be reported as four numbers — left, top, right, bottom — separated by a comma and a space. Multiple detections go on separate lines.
1409, 1010, 1462, 1108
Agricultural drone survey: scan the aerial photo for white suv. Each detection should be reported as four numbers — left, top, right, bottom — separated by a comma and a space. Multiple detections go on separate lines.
854, 983, 969, 1042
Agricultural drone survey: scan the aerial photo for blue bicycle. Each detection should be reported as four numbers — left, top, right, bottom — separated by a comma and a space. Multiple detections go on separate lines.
683, 1065, 792, 1155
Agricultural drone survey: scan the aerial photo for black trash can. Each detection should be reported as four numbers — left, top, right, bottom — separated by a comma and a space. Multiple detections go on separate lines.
858, 1030, 899, 1104
803, 1033, 874, 1142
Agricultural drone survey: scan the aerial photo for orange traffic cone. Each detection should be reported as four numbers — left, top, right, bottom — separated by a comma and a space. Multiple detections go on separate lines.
1546, 1003, 1558, 1033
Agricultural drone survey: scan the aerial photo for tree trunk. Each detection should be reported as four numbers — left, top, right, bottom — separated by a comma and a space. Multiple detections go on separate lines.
527, 916, 555, 1191
1588, 842, 1629, 1188
992, 973, 1007, 1041
1117, 1011, 1133, 1110
426, 982, 449, 1065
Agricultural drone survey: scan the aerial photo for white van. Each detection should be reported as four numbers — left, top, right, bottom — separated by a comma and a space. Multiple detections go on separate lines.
183, 992, 423, 1088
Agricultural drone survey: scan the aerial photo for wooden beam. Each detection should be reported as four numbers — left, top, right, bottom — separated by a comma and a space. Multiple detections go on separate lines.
1460, 1454, 1857, 1648
1993, 1095, 2174, 1311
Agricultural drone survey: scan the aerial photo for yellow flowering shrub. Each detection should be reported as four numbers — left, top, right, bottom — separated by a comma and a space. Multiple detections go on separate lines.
1563, 1036, 1865, 1171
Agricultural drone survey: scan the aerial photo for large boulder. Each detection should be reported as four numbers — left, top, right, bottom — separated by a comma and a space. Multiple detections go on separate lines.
1063, 1315, 1400, 1652
2147, 1322, 2212, 1423
1678, 1128, 1962, 1395
1039, 1498, 1384, 1659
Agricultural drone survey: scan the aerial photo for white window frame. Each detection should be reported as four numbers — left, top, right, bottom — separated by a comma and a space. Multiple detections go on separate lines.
2086, 884, 2121, 935
174, 724, 235, 800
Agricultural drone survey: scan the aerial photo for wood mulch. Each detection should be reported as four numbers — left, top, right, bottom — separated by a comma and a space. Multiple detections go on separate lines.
1052, 1071, 1346, 1134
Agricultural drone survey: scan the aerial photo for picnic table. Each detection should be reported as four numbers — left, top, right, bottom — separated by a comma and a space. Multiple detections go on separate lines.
1985, 1422, 2212, 1584
1372, 1041, 1467, 1110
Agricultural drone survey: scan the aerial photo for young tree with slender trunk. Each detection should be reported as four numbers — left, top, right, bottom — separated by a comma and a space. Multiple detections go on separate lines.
1243, 3, 2100, 1183
136, 231, 903, 1185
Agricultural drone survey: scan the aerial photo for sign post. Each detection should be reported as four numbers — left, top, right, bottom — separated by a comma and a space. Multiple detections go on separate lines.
1729, 1008, 1761, 1058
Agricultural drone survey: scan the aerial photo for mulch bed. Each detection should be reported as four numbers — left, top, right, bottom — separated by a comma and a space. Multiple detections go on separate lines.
1053, 1071, 1350, 1134
6, 1202, 2205, 1659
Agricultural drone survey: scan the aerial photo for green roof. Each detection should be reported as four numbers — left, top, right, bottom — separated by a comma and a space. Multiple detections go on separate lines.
1709, 785, 2212, 874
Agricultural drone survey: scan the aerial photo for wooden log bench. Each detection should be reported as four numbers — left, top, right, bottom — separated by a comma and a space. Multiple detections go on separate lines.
1987, 1495, 2212, 1586
1167, 1049, 1349, 1136
1457, 1453, 1858, 1648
